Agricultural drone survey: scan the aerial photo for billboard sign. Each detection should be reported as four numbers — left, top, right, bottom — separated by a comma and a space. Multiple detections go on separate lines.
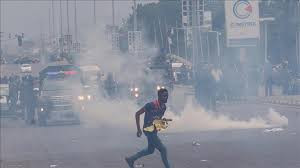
225, 0, 260, 47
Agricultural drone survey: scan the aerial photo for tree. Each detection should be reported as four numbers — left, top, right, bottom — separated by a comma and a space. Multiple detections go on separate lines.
124, 0, 181, 49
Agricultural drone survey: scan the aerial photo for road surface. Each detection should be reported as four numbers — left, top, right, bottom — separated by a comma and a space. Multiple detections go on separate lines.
1, 104, 299, 168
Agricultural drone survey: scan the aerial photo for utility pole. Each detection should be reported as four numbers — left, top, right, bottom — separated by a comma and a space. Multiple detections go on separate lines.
93, 0, 96, 25
73, 0, 80, 53
66, 0, 70, 35
51, 0, 56, 38
74, 0, 78, 42
66, 0, 71, 56
296, 0, 300, 75
191, 0, 199, 75
59, 0, 63, 37
59, 0, 63, 57
48, 8, 51, 39
154, 22, 158, 48
133, 0, 137, 32
0, 0, 2, 58
176, 20, 180, 56
112, 0, 115, 27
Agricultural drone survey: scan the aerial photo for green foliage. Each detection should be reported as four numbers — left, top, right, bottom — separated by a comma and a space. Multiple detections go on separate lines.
124, 0, 181, 48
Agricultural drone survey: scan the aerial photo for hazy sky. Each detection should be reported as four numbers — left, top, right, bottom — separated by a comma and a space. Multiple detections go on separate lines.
0, 0, 156, 41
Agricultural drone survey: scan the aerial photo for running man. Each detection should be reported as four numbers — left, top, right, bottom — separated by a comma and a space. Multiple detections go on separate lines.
125, 88, 171, 168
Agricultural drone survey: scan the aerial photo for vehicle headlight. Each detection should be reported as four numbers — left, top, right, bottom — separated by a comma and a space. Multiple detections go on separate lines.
77, 95, 85, 100
134, 87, 139, 92
87, 95, 91, 100
135, 93, 139, 97
157, 85, 165, 90
130, 88, 134, 92
40, 107, 44, 112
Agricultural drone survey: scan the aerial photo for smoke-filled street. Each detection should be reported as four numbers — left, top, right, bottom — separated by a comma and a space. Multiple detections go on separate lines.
1, 0, 300, 168
1, 103, 299, 168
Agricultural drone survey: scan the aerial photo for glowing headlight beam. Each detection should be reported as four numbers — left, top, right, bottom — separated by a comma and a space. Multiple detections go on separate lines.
87, 95, 91, 100
78, 96, 85, 100
157, 85, 166, 90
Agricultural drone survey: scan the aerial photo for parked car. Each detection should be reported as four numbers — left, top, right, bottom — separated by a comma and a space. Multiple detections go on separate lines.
21, 64, 32, 73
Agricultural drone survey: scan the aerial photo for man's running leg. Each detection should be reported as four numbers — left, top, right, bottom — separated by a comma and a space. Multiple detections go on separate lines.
152, 134, 171, 168
126, 133, 155, 167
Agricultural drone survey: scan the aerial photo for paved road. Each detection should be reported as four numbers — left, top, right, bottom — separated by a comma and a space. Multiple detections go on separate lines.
1, 104, 299, 168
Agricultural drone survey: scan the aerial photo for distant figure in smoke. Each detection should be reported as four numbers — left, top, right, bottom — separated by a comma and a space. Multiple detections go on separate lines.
104, 72, 117, 99
195, 65, 216, 111
8, 76, 19, 114
24, 75, 35, 124
125, 88, 171, 168
264, 57, 273, 96
19, 76, 26, 119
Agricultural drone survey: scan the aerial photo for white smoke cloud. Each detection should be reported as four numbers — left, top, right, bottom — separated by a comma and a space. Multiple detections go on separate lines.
71, 21, 289, 134
79, 27, 153, 84
74, 27, 157, 129
163, 102, 289, 133
78, 97, 289, 133
80, 98, 138, 129
266, 108, 289, 127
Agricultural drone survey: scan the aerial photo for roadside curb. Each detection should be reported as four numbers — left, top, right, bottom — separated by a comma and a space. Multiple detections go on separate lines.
258, 96, 300, 106
218, 96, 300, 107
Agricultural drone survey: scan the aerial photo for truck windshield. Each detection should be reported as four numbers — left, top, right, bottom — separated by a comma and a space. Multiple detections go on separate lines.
42, 79, 81, 91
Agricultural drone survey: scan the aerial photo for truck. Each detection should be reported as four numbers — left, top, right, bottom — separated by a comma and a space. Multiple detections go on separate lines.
37, 64, 86, 126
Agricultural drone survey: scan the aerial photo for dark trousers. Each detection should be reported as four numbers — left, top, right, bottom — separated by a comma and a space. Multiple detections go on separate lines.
128, 132, 170, 168
265, 78, 272, 96
9, 97, 17, 113
25, 102, 35, 124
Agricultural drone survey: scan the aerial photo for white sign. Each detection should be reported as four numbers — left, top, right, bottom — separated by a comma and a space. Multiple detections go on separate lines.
225, 0, 260, 47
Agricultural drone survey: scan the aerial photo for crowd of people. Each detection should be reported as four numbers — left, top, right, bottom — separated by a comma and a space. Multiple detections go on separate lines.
192, 58, 300, 112
0, 74, 38, 124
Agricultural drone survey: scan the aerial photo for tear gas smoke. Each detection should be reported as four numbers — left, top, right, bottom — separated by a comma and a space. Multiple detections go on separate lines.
80, 99, 138, 130
71, 26, 289, 134
78, 97, 288, 133
266, 108, 288, 127
80, 28, 154, 84
164, 103, 288, 133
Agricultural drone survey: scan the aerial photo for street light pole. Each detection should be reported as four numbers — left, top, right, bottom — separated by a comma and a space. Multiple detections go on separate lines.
51, 0, 56, 38
74, 0, 78, 42
264, 22, 268, 62
0, 0, 2, 58
133, 0, 137, 32
112, 0, 115, 27
297, 1, 300, 75
59, 0, 63, 38
93, 0, 96, 25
